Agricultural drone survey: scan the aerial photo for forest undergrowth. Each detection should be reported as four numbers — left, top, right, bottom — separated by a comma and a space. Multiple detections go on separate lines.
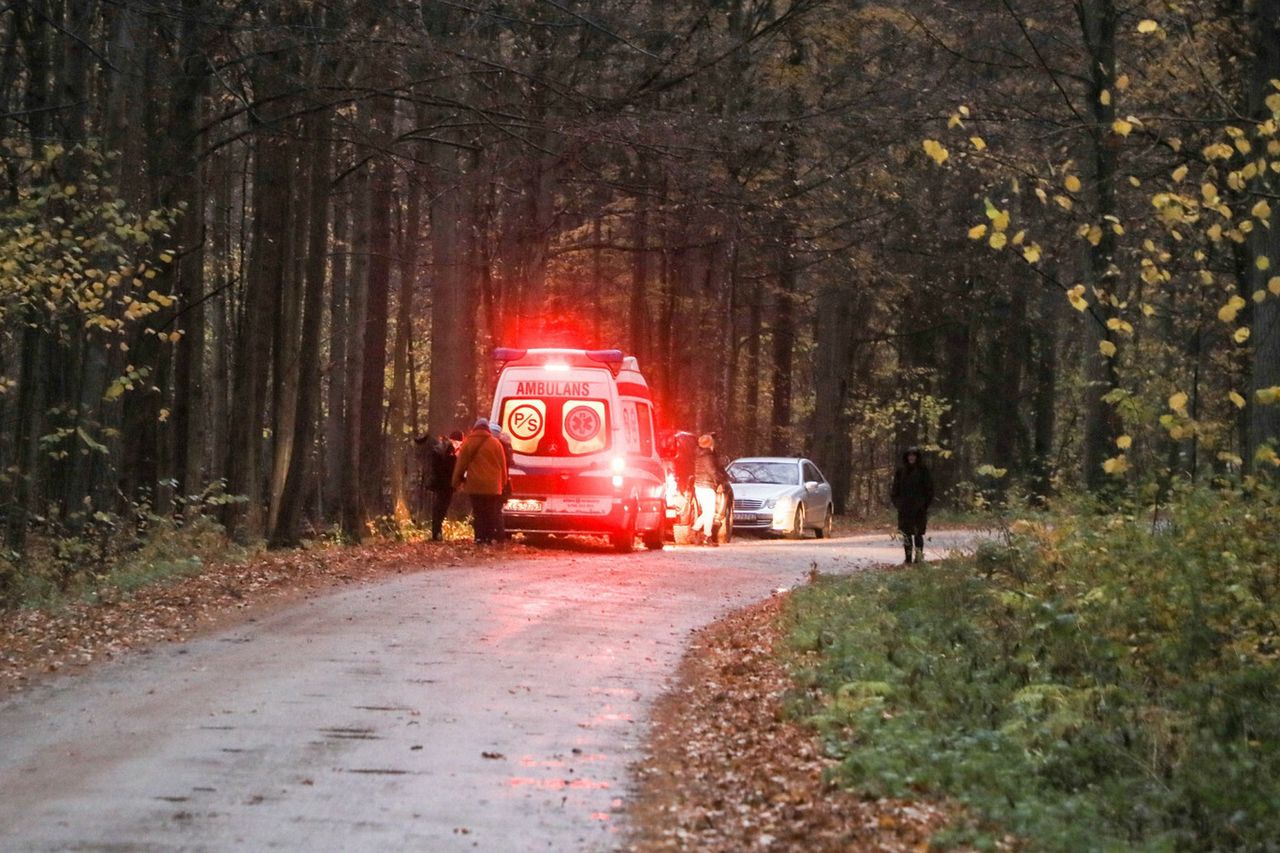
785, 482, 1280, 851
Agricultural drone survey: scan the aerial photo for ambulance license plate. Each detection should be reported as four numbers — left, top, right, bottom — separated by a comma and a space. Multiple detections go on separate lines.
505, 498, 544, 513
545, 496, 612, 515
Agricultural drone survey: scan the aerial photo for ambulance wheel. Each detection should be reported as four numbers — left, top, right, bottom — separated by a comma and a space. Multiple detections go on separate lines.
642, 522, 665, 551
611, 529, 634, 553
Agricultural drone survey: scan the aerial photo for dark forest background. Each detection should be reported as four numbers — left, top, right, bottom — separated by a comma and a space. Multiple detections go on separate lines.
1, 0, 1277, 557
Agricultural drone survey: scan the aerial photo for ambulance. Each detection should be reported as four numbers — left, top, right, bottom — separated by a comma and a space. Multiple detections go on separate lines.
489, 347, 666, 552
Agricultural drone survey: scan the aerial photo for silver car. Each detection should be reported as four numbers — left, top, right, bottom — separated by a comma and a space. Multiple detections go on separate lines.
727, 457, 834, 538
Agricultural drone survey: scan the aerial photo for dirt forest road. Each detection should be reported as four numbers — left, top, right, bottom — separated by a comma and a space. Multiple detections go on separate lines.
0, 531, 977, 852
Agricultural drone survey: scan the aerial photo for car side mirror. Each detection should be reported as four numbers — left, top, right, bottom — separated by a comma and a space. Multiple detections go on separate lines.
804, 481, 818, 492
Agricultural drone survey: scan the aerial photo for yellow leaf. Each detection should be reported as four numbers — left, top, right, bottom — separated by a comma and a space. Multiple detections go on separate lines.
64, 184, 77, 196
1267, 92, 1280, 114
968, 224, 988, 240
1219, 295, 1246, 323
1086, 225, 1103, 246
1103, 455, 1129, 475
1202, 183, 1219, 203
1171, 164, 1188, 182
1269, 276, 1280, 296
989, 232, 1008, 250
922, 139, 949, 165
1203, 142, 1234, 160
158, 408, 170, 423
958, 105, 970, 118
1100, 89, 1112, 106
1253, 200, 1272, 221
1260, 256, 1273, 271
1112, 119, 1133, 137
1116, 435, 1132, 449
1068, 285, 1089, 312
1065, 175, 1082, 193
948, 113, 962, 129
1012, 230, 1026, 246
1136, 19, 1159, 33
1257, 387, 1280, 405
1055, 194, 1074, 211
1234, 327, 1251, 343
1116, 73, 1131, 91
1169, 391, 1188, 412
970, 136, 987, 151
1255, 290, 1267, 303
1099, 340, 1117, 357
1023, 244, 1042, 263
159, 251, 175, 264
1230, 391, 1246, 409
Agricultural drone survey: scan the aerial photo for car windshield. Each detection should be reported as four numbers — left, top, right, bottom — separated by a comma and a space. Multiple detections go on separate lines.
727, 461, 798, 485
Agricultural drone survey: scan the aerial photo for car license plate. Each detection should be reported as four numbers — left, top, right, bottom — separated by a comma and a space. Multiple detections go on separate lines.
733, 513, 753, 523
505, 498, 544, 513
545, 496, 612, 515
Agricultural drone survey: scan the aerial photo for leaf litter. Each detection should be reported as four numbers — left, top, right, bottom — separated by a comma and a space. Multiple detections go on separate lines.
0, 539, 528, 695
625, 593, 953, 851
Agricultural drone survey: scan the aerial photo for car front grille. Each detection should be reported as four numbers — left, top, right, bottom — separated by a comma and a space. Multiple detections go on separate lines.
734, 499, 765, 511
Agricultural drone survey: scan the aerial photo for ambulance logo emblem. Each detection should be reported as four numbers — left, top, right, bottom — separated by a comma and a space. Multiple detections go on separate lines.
564, 406, 602, 442
509, 404, 544, 440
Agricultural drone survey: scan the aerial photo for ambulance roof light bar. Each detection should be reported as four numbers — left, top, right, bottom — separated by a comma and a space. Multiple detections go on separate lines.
491, 347, 625, 376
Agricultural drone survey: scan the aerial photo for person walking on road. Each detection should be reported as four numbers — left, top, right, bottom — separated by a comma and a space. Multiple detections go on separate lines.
416, 430, 462, 541
452, 418, 509, 545
891, 446, 934, 564
692, 433, 727, 546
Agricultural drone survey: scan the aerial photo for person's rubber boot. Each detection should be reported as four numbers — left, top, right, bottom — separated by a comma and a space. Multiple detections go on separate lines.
914, 535, 925, 563
903, 540, 914, 565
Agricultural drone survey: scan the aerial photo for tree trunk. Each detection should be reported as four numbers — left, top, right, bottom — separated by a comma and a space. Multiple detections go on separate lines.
1077, 0, 1123, 491
427, 147, 473, 434
1249, 0, 1280, 460
388, 168, 423, 524
225, 62, 291, 539
271, 107, 332, 546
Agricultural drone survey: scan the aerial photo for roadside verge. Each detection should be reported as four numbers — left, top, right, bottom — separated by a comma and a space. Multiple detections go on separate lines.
624, 589, 949, 851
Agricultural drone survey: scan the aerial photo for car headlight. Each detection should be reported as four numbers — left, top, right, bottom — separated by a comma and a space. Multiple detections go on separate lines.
763, 497, 778, 509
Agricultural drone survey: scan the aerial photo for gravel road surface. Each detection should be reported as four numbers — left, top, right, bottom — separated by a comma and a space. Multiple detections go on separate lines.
0, 531, 976, 852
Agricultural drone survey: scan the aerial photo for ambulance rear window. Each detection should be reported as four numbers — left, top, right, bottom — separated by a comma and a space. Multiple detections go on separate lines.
499, 397, 611, 457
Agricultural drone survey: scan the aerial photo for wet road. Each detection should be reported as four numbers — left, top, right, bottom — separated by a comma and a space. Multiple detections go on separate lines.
0, 531, 975, 852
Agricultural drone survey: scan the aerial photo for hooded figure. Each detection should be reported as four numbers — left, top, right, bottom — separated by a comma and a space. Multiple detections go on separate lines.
890, 446, 934, 563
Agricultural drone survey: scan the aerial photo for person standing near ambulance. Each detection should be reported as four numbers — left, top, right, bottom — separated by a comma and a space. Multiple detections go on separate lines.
452, 418, 509, 544
692, 434, 727, 546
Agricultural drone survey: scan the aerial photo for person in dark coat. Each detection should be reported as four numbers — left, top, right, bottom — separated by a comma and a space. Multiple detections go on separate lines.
416, 430, 462, 541
890, 446, 934, 564
692, 434, 729, 546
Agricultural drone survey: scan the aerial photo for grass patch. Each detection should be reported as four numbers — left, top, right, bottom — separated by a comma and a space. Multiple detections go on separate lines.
784, 484, 1280, 851
2, 514, 245, 610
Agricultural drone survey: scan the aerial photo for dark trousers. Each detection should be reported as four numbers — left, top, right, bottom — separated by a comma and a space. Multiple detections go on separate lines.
429, 488, 453, 540
470, 494, 504, 544
898, 510, 927, 558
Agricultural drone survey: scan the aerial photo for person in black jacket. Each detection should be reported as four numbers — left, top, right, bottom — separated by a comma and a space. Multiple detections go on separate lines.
891, 446, 934, 564
416, 430, 462, 541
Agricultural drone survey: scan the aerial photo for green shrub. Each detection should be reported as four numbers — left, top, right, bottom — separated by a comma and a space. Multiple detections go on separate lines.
1, 510, 243, 610
786, 481, 1280, 851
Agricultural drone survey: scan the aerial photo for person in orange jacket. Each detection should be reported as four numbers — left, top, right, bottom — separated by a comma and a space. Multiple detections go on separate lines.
452, 418, 509, 544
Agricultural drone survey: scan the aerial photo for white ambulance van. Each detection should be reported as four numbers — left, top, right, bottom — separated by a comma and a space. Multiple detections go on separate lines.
489, 347, 666, 552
